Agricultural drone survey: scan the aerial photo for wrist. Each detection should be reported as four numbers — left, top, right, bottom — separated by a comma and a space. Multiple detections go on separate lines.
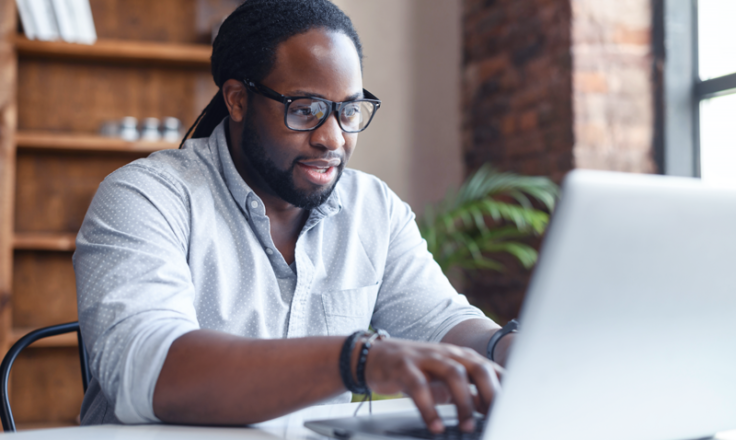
339, 329, 389, 395
339, 331, 368, 394
350, 335, 368, 383
492, 332, 515, 366
356, 329, 389, 392
486, 319, 519, 363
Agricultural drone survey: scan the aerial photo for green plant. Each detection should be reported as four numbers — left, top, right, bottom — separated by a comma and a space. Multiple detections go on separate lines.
418, 164, 559, 275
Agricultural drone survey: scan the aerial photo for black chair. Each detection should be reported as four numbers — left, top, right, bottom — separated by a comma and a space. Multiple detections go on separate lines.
0, 322, 90, 432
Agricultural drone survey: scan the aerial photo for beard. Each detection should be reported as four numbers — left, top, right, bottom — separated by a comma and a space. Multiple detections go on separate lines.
239, 113, 344, 210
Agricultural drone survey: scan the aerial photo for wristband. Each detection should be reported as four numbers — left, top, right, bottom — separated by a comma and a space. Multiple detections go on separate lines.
486, 319, 519, 362
355, 329, 389, 394
339, 330, 368, 393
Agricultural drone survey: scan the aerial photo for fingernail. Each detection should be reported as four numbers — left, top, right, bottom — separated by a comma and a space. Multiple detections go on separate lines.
430, 420, 444, 433
461, 418, 475, 432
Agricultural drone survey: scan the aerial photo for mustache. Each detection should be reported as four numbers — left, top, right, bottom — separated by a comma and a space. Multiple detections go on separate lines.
291, 152, 345, 167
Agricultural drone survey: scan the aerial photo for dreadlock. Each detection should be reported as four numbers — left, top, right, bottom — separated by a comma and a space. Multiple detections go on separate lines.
180, 0, 363, 148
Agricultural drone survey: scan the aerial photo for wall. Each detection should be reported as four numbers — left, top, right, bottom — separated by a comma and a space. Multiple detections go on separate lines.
332, 0, 464, 213
462, 0, 574, 183
572, 0, 656, 173
0, 0, 16, 354
461, 0, 575, 319
462, 0, 656, 320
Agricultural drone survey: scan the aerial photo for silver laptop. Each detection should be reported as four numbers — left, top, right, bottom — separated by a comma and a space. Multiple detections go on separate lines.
305, 170, 736, 440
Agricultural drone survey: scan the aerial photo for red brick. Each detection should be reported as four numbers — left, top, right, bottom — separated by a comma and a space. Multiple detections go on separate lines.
613, 25, 651, 45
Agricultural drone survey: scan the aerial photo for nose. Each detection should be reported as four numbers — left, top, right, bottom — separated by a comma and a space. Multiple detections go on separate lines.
310, 109, 346, 151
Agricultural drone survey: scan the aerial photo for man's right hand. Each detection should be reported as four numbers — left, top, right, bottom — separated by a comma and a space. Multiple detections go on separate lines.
363, 338, 502, 434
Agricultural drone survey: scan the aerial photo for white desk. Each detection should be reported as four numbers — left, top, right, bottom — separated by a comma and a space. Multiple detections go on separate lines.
11, 398, 418, 440
10, 398, 736, 440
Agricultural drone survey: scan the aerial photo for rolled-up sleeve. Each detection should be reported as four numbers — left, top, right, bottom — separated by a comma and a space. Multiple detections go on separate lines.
74, 163, 200, 424
371, 184, 497, 342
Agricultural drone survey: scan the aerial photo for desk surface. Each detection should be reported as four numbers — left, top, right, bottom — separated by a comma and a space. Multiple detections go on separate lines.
11, 398, 417, 440
10, 398, 736, 440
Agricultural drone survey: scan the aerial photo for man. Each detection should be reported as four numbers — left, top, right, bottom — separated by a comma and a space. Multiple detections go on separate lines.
74, 0, 515, 434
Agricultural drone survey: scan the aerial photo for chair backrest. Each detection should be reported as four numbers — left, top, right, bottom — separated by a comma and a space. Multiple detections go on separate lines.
0, 322, 90, 432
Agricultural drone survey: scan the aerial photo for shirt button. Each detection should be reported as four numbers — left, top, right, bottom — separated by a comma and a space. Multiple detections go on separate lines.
250, 201, 259, 209
265, 248, 274, 255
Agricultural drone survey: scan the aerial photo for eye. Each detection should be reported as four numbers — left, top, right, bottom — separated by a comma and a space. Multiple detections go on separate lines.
290, 105, 313, 117
289, 100, 327, 119
342, 103, 361, 118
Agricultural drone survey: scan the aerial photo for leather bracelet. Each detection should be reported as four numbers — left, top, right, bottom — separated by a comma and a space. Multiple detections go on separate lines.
355, 329, 389, 394
486, 319, 519, 362
339, 330, 368, 393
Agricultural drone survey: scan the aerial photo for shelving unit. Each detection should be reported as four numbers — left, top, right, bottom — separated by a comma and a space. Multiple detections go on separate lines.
17, 131, 178, 154
15, 37, 211, 68
10, 328, 78, 348
13, 233, 78, 252
0, 0, 236, 429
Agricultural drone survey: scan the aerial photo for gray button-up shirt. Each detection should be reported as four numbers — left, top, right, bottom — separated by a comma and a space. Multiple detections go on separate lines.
74, 120, 491, 425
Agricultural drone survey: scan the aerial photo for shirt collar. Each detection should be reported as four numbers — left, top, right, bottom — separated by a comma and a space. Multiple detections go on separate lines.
209, 118, 342, 219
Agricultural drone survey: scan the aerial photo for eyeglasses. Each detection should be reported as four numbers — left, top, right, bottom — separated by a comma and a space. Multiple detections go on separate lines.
243, 79, 381, 133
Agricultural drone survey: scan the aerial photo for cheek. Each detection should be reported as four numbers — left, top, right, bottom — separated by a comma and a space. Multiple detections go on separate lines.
253, 118, 304, 166
262, 138, 298, 167
343, 134, 359, 162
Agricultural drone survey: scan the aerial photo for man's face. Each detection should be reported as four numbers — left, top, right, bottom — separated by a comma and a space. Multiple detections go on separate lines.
239, 29, 363, 209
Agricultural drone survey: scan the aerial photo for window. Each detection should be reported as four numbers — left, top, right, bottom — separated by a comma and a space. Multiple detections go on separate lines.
696, 0, 736, 186
664, 0, 736, 184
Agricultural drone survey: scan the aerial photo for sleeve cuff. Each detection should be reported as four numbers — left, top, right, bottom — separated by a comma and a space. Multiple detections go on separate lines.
114, 321, 199, 424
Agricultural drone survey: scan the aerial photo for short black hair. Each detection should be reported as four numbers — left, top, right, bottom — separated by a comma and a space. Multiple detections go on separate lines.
182, 0, 363, 145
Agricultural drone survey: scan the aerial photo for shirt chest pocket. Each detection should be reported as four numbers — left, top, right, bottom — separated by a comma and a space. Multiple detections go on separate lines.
321, 282, 380, 336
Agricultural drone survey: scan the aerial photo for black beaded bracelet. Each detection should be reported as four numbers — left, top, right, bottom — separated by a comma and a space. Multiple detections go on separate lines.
339, 330, 368, 394
355, 329, 389, 393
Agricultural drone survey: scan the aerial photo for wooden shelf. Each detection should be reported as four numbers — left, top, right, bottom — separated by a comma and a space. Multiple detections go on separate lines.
10, 327, 78, 348
13, 233, 77, 251
17, 131, 178, 153
15, 36, 211, 68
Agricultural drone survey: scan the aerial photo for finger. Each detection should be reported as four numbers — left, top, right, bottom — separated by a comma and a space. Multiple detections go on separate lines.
424, 357, 476, 432
490, 362, 502, 397
403, 364, 444, 434
428, 381, 452, 404
462, 359, 497, 415
470, 384, 483, 413
431, 381, 482, 411
493, 362, 506, 380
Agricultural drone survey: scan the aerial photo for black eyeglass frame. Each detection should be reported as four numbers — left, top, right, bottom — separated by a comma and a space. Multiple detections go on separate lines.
243, 79, 381, 133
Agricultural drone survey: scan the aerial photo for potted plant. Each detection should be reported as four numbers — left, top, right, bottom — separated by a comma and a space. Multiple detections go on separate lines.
418, 164, 559, 277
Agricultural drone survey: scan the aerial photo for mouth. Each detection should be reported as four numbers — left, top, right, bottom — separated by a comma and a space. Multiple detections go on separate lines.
296, 159, 341, 186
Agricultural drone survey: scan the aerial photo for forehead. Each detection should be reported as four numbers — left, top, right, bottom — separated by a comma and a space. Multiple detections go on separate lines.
264, 28, 363, 99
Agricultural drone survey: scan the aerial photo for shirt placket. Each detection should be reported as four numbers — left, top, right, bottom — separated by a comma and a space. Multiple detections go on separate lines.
243, 193, 298, 301
285, 208, 332, 338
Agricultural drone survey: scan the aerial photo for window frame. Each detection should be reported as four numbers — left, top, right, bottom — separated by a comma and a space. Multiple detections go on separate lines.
664, 0, 736, 177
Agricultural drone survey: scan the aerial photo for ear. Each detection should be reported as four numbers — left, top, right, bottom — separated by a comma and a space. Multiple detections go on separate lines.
222, 79, 248, 123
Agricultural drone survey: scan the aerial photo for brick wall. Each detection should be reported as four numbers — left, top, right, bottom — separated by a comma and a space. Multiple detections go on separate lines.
572, 0, 656, 172
462, 0, 574, 182
462, 0, 656, 321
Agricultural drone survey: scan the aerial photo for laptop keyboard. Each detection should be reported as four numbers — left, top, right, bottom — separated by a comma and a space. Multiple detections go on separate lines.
386, 420, 485, 440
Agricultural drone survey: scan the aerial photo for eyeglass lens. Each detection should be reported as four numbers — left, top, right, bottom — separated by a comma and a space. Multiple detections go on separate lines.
286, 98, 375, 132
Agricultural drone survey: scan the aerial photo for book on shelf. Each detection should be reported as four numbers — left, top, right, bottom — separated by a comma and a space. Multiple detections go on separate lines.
24, 0, 59, 41
15, 0, 37, 40
50, 0, 76, 42
16, 0, 97, 44
66, 0, 97, 44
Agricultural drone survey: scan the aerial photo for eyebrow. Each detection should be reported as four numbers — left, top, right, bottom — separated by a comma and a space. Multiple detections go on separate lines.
292, 90, 363, 101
